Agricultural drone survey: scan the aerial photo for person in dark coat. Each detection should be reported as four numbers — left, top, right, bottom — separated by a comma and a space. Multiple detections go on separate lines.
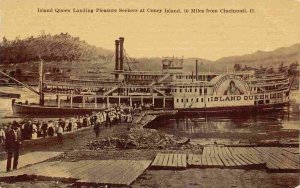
41, 121, 48, 138
5, 121, 22, 172
67, 121, 72, 132
93, 121, 100, 138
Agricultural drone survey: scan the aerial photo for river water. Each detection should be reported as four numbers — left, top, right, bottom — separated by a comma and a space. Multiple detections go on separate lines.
147, 91, 300, 144
0, 87, 299, 143
0, 86, 39, 123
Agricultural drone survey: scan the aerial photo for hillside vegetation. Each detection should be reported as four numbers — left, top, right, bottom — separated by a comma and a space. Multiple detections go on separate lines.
0, 33, 113, 64
0, 33, 299, 74
215, 43, 300, 68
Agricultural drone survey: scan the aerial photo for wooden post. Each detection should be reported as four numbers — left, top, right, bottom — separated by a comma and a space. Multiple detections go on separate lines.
141, 96, 143, 105
82, 96, 85, 108
163, 97, 166, 108
107, 97, 109, 108
95, 95, 97, 108
57, 95, 60, 108
129, 96, 132, 107
118, 96, 121, 105
39, 60, 44, 106
152, 95, 155, 107
70, 94, 73, 108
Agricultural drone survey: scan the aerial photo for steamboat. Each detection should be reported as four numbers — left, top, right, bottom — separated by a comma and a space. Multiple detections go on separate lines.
3, 37, 291, 115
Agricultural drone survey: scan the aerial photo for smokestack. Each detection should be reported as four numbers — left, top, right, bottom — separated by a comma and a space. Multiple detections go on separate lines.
195, 60, 198, 81
119, 37, 124, 71
192, 71, 194, 82
115, 40, 119, 79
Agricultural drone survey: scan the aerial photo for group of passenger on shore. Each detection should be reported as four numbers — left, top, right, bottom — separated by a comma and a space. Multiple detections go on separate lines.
0, 103, 143, 144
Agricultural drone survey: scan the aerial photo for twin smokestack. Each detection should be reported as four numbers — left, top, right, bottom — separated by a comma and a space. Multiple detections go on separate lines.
115, 37, 124, 79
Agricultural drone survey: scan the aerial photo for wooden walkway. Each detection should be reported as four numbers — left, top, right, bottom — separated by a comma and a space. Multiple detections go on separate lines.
0, 151, 63, 173
0, 160, 152, 186
151, 153, 187, 169
151, 147, 300, 171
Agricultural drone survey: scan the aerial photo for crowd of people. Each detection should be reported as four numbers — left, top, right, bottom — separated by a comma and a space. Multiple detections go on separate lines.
0, 104, 139, 144
0, 103, 147, 172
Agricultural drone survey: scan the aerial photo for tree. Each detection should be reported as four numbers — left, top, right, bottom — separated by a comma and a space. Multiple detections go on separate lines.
288, 62, 299, 76
233, 64, 241, 71
267, 67, 274, 74
278, 62, 288, 73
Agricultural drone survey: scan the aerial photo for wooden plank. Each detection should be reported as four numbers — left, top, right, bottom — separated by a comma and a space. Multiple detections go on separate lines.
167, 154, 174, 167
80, 160, 115, 183
162, 154, 169, 167
280, 151, 300, 165
254, 148, 287, 169
234, 147, 256, 165
99, 160, 126, 184
0, 151, 63, 173
123, 160, 152, 185
151, 153, 161, 166
242, 147, 265, 164
197, 154, 202, 166
76, 160, 105, 177
202, 147, 208, 155
211, 156, 219, 166
182, 154, 187, 168
70, 160, 100, 177
272, 148, 300, 168
262, 147, 296, 169
201, 154, 208, 166
248, 147, 266, 163
214, 154, 224, 167
49, 161, 80, 178
205, 153, 213, 166
114, 161, 141, 185
226, 147, 246, 166
283, 148, 299, 154
156, 153, 165, 166
221, 147, 239, 167
177, 154, 183, 167
265, 147, 299, 169
207, 147, 211, 156
173, 154, 178, 167
110, 160, 138, 185
217, 147, 230, 167
188, 154, 193, 166
79, 161, 112, 183
228, 147, 248, 166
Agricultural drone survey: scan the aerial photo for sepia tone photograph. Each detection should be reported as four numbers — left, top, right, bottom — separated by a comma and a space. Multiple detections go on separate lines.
0, 0, 299, 187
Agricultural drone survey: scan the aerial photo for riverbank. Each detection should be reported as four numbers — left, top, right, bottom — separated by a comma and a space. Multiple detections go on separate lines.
0, 111, 299, 187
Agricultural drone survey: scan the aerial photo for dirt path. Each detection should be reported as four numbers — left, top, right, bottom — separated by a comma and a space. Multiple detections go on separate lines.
0, 124, 131, 160
132, 168, 299, 188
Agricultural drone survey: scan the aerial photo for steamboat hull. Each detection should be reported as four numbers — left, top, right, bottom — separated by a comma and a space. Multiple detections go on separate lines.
12, 101, 289, 115
12, 103, 104, 115
177, 102, 289, 114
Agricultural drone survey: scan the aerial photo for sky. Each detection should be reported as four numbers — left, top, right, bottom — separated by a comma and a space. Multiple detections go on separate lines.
0, 0, 300, 60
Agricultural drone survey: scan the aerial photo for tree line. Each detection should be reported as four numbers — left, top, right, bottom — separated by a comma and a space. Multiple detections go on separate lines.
0, 33, 110, 64
233, 62, 299, 76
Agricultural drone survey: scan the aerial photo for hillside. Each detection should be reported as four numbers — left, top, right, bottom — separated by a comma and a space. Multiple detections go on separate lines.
1, 33, 299, 73
0, 33, 114, 64
214, 43, 300, 68
108, 43, 300, 72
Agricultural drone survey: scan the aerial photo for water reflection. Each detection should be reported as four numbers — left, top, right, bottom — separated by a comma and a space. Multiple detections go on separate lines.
148, 97, 299, 141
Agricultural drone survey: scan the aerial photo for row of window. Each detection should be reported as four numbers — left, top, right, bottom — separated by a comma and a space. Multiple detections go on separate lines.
125, 75, 160, 80
175, 75, 210, 80
176, 98, 204, 103
172, 88, 208, 94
